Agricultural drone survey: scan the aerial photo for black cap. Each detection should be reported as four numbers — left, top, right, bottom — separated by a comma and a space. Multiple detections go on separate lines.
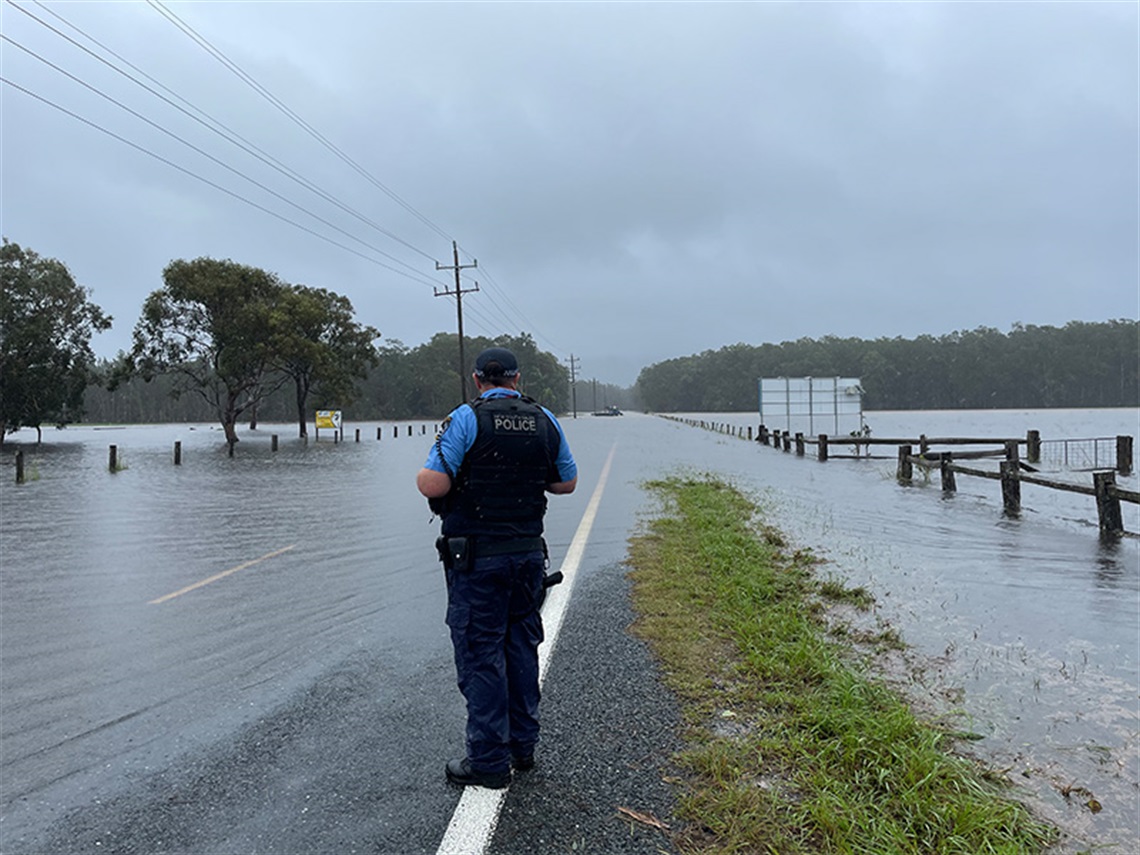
473, 347, 519, 378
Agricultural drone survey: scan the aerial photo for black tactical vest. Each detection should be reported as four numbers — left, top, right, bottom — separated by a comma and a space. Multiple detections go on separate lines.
441, 395, 560, 538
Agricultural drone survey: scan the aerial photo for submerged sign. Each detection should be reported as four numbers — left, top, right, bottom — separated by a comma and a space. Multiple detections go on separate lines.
758, 377, 865, 436
315, 410, 342, 430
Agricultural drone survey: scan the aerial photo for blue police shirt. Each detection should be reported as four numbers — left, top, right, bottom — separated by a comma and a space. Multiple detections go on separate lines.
422, 388, 577, 483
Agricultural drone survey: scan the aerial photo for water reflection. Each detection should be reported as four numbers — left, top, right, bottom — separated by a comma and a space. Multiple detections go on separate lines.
1093, 540, 1136, 587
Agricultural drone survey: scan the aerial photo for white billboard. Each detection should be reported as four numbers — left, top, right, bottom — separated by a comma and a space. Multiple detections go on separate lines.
758, 377, 865, 436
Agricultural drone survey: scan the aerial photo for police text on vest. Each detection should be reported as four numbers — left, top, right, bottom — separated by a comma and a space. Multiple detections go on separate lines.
493, 413, 537, 433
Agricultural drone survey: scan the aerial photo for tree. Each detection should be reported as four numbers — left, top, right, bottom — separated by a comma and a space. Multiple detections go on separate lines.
270, 284, 380, 437
0, 239, 111, 443
128, 257, 287, 454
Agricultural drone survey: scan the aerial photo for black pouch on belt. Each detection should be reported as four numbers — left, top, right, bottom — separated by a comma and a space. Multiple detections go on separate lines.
446, 537, 471, 572
435, 535, 470, 571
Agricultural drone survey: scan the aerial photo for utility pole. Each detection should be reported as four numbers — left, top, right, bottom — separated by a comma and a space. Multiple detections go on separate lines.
566, 354, 579, 419
435, 241, 478, 402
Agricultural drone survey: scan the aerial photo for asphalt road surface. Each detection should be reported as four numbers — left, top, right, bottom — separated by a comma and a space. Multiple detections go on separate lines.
1, 416, 684, 854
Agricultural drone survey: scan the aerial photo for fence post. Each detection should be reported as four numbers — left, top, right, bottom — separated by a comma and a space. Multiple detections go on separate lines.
1005, 441, 1020, 463
1000, 460, 1020, 515
748, 426, 753, 441
272, 434, 279, 452
794, 432, 805, 456
15, 450, 24, 484
1026, 430, 1041, 464
1117, 436, 1133, 476
919, 434, 929, 456
940, 452, 956, 493
174, 441, 182, 466
897, 445, 913, 482
818, 434, 828, 462
1094, 471, 1124, 534
393, 426, 398, 438
378, 427, 382, 440
758, 425, 769, 445
782, 432, 792, 452
109, 445, 118, 473
355, 429, 360, 443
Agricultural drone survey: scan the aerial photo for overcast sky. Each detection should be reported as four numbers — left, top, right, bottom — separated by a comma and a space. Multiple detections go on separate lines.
2, 1, 1136, 386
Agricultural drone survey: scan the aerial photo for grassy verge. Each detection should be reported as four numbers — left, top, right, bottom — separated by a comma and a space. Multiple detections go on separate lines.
627, 475, 1057, 855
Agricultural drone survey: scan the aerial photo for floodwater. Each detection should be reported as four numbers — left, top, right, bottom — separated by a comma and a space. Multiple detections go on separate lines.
1, 408, 1136, 852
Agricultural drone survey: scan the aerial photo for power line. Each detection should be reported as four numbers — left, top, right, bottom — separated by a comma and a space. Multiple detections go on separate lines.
147, 0, 455, 244
140, 2, 563, 345
10, 0, 444, 272
1, 33, 450, 290
460, 263, 565, 355
11, 0, 571, 358
0, 75, 444, 281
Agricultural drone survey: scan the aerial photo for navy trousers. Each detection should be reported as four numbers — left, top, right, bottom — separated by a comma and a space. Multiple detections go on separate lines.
445, 549, 546, 774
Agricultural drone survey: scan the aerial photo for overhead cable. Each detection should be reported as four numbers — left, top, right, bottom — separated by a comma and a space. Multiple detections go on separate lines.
462, 265, 565, 354
147, 0, 455, 244
0, 76, 446, 281
11, 0, 442, 271
1, 34, 449, 291
11, 0, 567, 355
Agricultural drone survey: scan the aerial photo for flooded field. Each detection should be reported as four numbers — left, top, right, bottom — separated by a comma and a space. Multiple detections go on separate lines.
1, 408, 1136, 851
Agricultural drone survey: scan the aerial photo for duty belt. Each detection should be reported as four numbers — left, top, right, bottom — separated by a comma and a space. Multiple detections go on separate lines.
473, 537, 545, 558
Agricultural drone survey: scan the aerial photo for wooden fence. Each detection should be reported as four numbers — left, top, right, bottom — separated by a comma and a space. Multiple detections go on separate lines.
662, 416, 1137, 538
11, 423, 441, 485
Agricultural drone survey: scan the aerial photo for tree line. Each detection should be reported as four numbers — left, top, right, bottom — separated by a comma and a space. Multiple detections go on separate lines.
2, 240, 576, 446
87, 341, 636, 425
83, 331, 572, 429
4, 239, 1135, 448
634, 321, 1139, 413
2, 243, 383, 450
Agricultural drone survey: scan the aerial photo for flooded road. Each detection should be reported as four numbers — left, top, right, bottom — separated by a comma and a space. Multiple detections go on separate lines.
1, 409, 1136, 852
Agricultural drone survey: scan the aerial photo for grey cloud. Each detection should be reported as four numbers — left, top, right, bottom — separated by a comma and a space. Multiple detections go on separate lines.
1, 1, 1134, 387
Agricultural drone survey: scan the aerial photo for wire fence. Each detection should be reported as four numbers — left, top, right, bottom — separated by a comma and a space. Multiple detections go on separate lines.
1038, 437, 1128, 472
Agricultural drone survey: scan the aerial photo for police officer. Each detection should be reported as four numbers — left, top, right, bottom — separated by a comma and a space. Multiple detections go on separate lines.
416, 347, 578, 789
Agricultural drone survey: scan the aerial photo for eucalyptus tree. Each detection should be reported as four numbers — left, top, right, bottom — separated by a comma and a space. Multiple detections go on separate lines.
0, 239, 111, 443
270, 284, 380, 437
128, 257, 287, 454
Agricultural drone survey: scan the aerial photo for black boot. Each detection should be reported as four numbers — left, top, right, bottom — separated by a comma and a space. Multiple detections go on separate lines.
445, 758, 511, 789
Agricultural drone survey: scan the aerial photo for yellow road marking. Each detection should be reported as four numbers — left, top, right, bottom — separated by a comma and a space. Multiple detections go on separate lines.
149, 544, 297, 605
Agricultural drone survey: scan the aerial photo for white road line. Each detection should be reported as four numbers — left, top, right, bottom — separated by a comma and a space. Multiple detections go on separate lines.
435, 443, 618, 855
148, 544, 297, 604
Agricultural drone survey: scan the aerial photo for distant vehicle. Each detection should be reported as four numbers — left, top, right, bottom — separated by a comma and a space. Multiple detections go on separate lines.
592, 406, 623, 417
